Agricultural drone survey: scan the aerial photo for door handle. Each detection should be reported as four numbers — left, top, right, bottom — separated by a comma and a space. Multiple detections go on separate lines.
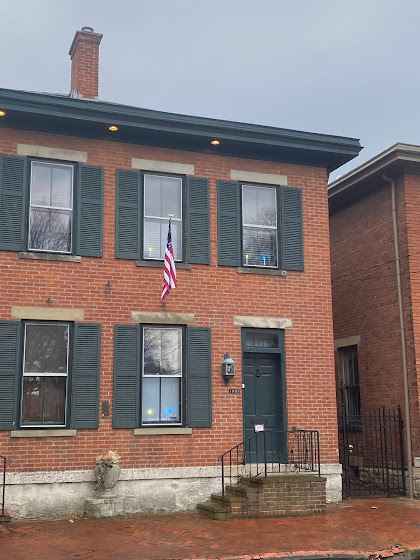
256, 368, 260, 378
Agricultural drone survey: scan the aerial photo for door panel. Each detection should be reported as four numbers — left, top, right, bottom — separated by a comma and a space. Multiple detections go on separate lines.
243, 352, 284, 462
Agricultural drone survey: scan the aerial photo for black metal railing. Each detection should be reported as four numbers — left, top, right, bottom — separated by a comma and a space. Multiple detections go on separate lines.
0, 454, 7, 518
338, 406, 406, 498
218, 429, 320, 506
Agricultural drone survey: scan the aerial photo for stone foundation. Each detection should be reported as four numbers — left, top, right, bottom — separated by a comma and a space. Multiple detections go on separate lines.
4, 464, 342, 519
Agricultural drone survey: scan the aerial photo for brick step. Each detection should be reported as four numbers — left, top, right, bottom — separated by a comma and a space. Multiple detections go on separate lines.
196, 499, 232, 521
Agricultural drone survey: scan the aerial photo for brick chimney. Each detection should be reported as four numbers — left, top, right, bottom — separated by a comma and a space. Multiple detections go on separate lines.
69, 26, 103, 99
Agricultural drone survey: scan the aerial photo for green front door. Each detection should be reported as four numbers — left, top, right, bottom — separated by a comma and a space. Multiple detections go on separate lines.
243, 352, 285, 462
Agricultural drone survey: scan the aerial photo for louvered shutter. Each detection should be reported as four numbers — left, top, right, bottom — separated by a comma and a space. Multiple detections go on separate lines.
113, 325, 140, 428
0, 155, 27, 251
0, 321, 22, 430
217, 180, 241, 266
116, 169, 142, 259
77, 165, 103, 257
71, 324, 101, 429
281, 187, 304, 271
188, 327, 212, 428
187, 177, 210, 264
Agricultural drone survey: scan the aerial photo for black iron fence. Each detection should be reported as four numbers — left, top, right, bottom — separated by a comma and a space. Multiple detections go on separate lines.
0, 454, 7, 518
338, 406, 406, 498
218, 429, 320, 507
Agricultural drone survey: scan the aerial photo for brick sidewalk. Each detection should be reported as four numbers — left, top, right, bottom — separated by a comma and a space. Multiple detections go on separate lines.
2, 498, 420, 560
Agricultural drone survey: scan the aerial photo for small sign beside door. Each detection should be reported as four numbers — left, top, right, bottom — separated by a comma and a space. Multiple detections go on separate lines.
228, 388, 241, 395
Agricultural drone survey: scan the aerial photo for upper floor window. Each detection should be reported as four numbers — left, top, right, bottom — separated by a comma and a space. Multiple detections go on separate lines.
242, 184, 278, 268
143, 174, 183, 261
29, 161, 74, 253
217, 180, 303, 271
0, 155, 103, 257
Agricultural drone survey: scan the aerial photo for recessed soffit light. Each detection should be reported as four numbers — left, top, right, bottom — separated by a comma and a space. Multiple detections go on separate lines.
211, 139, 220, 145
109, 125, 118, 132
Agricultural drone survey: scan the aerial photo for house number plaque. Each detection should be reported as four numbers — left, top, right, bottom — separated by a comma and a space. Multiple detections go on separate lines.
228, 388, 241, 395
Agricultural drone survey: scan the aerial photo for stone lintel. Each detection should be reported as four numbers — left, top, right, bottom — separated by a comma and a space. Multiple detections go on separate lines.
131, 158, 194, 175
131, 311, 195, 325
230, 169, 288, 186
11, 307, 85, 322
233, 316, 292, 329
334, 335, 361, 349
17, 144, 88, 163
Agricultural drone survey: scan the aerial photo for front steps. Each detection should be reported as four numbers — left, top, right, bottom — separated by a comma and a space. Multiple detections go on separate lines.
197, 473, 327, 520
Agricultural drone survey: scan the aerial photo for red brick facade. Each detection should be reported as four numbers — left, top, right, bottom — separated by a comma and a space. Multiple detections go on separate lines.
329, 153, 420, 461
0, 125, 340, 472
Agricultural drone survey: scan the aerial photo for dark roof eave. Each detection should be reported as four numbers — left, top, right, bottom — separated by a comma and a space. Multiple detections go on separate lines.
0, 88, 362, 169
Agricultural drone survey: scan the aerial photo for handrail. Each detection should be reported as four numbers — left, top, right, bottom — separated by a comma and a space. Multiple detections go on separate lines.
218, 429, 320, 507
0, 454, 7, 518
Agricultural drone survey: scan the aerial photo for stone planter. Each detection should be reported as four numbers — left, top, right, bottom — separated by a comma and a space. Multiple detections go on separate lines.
94, 461, 121, 497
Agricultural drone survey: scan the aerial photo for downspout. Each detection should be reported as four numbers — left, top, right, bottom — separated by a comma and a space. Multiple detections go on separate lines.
383, 172, 414, 498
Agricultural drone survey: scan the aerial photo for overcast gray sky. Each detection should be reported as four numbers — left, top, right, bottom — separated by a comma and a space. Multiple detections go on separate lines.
2, 0, 419, 179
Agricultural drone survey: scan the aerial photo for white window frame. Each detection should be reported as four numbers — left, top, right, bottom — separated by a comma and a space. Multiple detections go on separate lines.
143, 173, 183, 261
242, 183, 278, 268
28, 161, 74, 254
21, 322, 70, 428
141, 326, 183, 426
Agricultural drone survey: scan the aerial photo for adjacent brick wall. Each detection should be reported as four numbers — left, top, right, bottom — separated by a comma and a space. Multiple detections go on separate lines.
0, 126, 339, 474
330, 173, 420, 458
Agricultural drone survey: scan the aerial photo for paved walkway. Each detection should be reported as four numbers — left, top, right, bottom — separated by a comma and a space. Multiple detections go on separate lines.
2, 498, 420, 560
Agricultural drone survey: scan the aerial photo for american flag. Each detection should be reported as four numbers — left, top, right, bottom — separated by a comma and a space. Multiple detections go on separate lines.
161, 219, 177, 301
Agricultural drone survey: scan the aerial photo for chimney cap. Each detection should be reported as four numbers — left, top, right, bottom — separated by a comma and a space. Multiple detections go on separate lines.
81, 26, 94, 33
69, 27, 103, 58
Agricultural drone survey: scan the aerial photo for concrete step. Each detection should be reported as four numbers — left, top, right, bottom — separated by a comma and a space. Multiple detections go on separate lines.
196, 499, 232, 521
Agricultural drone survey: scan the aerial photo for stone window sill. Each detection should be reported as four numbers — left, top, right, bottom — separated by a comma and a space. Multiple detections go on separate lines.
10, 429, 77, 438
133, 427, 192, 436
19, 252, 82, 263
237, 267, 287, 277
136, 260, 191, 270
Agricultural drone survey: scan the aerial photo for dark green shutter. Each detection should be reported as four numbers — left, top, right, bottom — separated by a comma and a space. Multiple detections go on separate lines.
217, 180, 240, 266
71, 324, 101, 429
113, 325, 140, 428
0, 321, 22, 430
77, 165, 103, 257
188, 327, 212, 428
0, 155, 27, 251
187, 177, 210, 264
281, 187, 304, 271
116, 169, 141, 259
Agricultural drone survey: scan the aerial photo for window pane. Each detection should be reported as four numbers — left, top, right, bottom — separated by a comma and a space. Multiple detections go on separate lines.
143, 328, 182, 376
31, 163, 52, 206
142, 377, 160, 423
144, 175, 182, 220
143, 218, 182, 260
141, 377, 181, 424
243, 186, 277, 227
51, 166, 72, 209
24, 324, 68, 374
160, 378, 181, 422
29, 208, 72, 252
245, 332, 278, 348
22, 376, 66, 425
243, 226, 277, 267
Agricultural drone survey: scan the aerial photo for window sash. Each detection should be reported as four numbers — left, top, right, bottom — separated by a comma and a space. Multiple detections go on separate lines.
141, 326, 183, 425
28, 161, 74, 254
143, 174, 183, 261
242, 184, 278, 268
21, 322, 70, 427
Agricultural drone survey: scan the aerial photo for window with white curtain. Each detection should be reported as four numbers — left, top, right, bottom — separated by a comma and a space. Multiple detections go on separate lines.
143, 174, 183, 261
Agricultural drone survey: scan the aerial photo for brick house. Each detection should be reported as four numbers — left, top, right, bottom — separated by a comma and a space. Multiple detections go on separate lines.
0, 27, 361, 519
329, 143, 420, 498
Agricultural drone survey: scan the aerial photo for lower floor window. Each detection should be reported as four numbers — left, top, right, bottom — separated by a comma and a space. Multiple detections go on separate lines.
142, 326, 182, 425
21, 322, 70, 427
339, 344, 361, 422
